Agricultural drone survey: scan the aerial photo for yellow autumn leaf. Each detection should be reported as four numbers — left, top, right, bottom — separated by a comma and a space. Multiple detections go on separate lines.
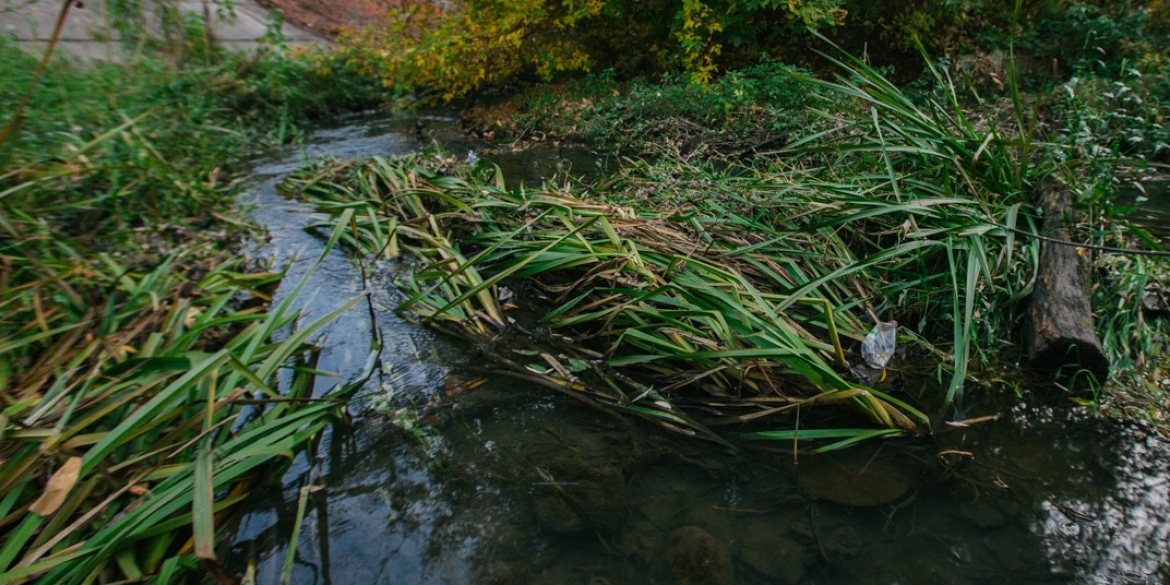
29, 456, 83, 516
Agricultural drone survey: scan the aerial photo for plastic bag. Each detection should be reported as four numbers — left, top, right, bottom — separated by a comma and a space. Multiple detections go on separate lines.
862, 321, 897, 370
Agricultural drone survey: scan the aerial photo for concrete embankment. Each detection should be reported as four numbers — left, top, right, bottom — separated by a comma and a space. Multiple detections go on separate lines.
1, 0, 325, 59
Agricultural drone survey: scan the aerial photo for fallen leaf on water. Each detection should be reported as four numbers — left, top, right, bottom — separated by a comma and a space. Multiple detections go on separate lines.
442, 374, 486, 397
29, 456, 83, 516
945, 414, 1001, 428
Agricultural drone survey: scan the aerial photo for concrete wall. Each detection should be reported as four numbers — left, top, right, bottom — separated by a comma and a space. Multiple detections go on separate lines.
0, 0, 325, 60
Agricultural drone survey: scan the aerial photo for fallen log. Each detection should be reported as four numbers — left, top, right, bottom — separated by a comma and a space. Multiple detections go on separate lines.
1027, 179, 1110, 383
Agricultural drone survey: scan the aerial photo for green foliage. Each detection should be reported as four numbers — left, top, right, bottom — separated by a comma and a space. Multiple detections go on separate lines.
0, 29, 379, 585
672, 0, 846, 81
1051, 70, 1170, 389
339, 0, 600, 101
1012, 3, 1164, 72
336, 0, 1169, 107
1054, 69, 1169, 163
1039, 4, 1170, 165
467, 59, 823, 155
0, 39, 381, 160
338, 0, 852, 99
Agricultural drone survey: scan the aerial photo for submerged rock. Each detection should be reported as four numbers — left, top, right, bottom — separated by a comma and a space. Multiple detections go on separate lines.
666, 525, 734, 585
739, 532, 805, 584
954, 494, 1020, 529
796, 454, 911, 507
821, 525, 861, 559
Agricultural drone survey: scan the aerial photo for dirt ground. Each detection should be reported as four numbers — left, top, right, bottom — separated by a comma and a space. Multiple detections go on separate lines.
254, 0, 396, 36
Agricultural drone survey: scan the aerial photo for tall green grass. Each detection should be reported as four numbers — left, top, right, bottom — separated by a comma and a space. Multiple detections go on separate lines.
0, 30, 382, 162
764, 35, 1048, 404
0, 241, 368, 584
1, 26, 380, 584
774, 34, 1170, 407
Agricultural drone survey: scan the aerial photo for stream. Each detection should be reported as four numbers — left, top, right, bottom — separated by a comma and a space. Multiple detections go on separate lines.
229, 112, 1170, 585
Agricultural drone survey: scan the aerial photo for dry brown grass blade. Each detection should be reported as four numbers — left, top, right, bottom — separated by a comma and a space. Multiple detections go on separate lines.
27, 457, 82, 516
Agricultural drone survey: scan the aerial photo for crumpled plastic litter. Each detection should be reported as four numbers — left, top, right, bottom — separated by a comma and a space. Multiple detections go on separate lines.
862, 321, 897, 370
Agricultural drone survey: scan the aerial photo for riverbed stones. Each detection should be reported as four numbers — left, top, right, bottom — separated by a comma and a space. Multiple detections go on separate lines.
954, 493, 1020, 529
666, 525, 734, 585
796, 453, 911, 507
739, 532, 805, 584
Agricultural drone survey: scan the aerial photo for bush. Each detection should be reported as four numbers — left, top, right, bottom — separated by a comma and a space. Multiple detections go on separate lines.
337, 0, 1170, 102
464, 58, 823, 154
338, 0, 852, 100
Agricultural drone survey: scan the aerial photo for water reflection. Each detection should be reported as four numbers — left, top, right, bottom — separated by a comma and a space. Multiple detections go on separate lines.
231, 382, 1170, 584
230, 113, 1170, 584
1117, 178, 1170, 244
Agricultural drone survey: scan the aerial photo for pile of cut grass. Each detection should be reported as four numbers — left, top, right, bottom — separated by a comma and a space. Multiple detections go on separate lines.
286, 154, 929, 449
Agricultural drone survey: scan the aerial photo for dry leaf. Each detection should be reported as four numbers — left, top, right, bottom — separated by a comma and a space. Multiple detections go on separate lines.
184, 306, 203, 328
29, 456, 82, 516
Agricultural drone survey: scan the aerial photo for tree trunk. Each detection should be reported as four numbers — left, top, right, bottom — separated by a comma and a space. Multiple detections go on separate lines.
1027, 180, 1109, 383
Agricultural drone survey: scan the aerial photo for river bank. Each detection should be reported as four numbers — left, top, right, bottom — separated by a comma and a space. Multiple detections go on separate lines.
454, 55, 1170, 427
0, 24, 382, 582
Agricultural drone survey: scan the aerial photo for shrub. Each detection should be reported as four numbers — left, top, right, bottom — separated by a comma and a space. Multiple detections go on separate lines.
463, 58, 823, 154
338, 0, 1170, 100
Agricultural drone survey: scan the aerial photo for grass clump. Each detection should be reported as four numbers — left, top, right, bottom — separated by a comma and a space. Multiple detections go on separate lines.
1, 30, 380, 585
0, 245, 366, 584
284, 154, 928, 450
763, 38, 1170, 416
